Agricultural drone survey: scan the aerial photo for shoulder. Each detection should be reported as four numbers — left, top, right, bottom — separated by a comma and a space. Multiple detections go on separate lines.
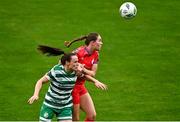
52, 64, 63, 71
72, 46, 85, 54
73, 46, 87, 58
93, 51, 99, 57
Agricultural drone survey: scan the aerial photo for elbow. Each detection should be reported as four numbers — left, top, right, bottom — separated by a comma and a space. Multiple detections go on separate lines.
91, 72, 96, 77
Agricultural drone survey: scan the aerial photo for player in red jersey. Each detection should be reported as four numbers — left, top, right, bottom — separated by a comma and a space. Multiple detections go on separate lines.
64, 32, 107, 121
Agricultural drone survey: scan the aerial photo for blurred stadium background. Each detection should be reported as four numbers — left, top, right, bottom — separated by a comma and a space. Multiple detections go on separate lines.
0, 0, 179, 121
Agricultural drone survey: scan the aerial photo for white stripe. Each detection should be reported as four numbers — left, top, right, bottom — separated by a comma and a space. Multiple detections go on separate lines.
57, 116, 72, 120
51, 69, 56, 77
51, 81, 59, 87
45, 75, 51, 80
51, 81, 73, 89
54, 65, 75, 75
45, 95, 54, 101
39, 117, 51, 122
44, 101, 73, 109
55, 69, 66, 75
53, 73, 77, 82
45, 94, 72, 104
48, 89, 70, 99
52, 69, 77, 83
54, 68, 76, 77
56, 77, 77, 82
61, 84, 75, 87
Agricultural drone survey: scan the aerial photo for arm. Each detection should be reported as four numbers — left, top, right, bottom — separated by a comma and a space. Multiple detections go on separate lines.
75, 63, 107, 90
28, 74, 49, 104
85, 74, 107, 90
82, 64, 98, 77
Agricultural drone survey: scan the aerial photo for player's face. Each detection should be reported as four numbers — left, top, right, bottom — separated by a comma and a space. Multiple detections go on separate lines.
93, 35, 103, 51
69, 55, 79, 71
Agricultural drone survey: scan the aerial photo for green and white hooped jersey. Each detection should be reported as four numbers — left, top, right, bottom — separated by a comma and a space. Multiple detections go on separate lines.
44, 64, 77, 109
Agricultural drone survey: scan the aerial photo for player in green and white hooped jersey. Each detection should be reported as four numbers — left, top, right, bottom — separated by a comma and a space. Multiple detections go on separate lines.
28, 53, 79, 122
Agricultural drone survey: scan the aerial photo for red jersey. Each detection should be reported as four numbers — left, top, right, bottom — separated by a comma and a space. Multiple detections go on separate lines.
74, 46, 99, 85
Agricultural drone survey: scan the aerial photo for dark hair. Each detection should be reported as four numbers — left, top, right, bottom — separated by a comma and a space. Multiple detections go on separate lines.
61, 53, 76, 65
37, 45, 76, 65
64, 32, 99, 48
37, 45, 65, 56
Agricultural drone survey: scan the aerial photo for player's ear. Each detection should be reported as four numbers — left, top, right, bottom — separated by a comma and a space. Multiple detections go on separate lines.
90, 40, 96, 45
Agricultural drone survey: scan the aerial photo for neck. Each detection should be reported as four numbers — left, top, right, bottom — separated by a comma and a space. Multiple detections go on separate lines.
64, 65, 73, 73
86, 45, 95, 54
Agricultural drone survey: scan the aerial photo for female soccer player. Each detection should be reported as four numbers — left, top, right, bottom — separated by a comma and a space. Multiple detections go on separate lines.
28, 53, 79, 122
64, 32, 106, 121
29, 47, 106, 122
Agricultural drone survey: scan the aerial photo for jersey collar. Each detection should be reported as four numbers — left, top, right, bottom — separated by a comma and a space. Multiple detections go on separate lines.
61, 65, 75, 75
85, 47, 94, 55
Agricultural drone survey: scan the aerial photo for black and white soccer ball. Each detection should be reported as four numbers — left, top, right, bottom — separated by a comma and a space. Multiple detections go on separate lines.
119, 2, 137, 19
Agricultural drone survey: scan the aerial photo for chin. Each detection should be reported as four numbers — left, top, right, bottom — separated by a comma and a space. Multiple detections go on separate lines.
96, 49, 100, 51
98, 47, 102, 51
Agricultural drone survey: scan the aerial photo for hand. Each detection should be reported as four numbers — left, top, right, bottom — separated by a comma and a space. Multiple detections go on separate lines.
77, 63, 84, 72
73, 63, 84, 72
28, 95, 39, 104
76, 70, 85, 78
94, 81, 108, 90
64, 41, 71, 47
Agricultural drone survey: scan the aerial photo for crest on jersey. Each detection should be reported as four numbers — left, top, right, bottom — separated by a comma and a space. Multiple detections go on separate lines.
44, 112, 49, 118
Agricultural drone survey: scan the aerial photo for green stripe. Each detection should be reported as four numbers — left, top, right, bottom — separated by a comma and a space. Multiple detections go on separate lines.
55, 73, 76, 78
50, 82, 73, 91
50, 84, 72, 94
50, 87, 71, 96
48, 71, 76, 85
44, 99, 72, 107
53, 64, 62, 71
53, 65, 76, 77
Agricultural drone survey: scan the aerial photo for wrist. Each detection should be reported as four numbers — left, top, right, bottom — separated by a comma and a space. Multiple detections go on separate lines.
33, 94, 39, 97
82, 67, 86, 74
94, 80, 99, 84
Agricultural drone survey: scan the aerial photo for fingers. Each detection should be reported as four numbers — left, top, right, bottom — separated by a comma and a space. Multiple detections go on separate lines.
74, 63, 84, 72
28, 96, 38, 104
95, 82, 108, 90
28, 98, 34, 104
28, 97, 34, 104
64, 41, 71, 47
101, 84, 108, 90
99, 84, 108, 90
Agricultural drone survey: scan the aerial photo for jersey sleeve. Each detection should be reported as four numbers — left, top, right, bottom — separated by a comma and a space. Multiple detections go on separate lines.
93, 52, 99, 64
45, 66, 55, 81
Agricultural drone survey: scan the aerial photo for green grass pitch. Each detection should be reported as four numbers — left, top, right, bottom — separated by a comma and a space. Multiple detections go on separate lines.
0, 0, 180, 121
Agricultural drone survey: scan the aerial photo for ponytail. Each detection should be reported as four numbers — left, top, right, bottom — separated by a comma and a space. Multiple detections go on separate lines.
37, 45, 65, 56
37, 45, 76, 66
64, 32, 99, 48
64, 35, 87, 48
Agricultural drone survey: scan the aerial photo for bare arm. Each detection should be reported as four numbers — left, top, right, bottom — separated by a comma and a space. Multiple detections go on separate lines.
75, 63, 107, 90
82, 64, 98, 77
28, 74, 49, 104
85, 75, 107, 90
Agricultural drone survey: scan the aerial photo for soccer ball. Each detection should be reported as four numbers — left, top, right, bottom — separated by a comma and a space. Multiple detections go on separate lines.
119, 2, 137, 19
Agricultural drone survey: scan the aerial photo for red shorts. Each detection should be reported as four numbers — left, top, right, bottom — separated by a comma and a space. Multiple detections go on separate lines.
72, 85, 88, 104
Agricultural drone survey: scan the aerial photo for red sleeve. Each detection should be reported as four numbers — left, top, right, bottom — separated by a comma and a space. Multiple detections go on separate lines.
93, 52, 99, 64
